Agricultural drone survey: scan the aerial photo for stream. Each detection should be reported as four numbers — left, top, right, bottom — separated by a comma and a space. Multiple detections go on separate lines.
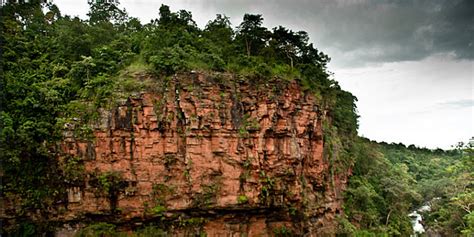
409, 210, 425, 236
409, 204, 431, 236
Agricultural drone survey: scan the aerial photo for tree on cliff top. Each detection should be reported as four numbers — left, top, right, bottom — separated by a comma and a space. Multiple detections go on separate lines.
235, 14, 270, 57
87, 0, 127, 24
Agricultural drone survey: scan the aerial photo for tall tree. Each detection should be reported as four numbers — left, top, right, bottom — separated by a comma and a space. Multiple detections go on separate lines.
87, 0, 127, 25
157, 4, 197, 31
270, 26, 310, 68
236, 14, 269, 57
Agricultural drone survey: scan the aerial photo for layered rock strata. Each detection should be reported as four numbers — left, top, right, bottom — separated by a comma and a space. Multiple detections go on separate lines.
59, 73, 349, 235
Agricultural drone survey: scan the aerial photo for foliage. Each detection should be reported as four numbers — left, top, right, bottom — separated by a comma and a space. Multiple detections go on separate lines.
236, 14, 269, 57
272, 226, 292, 236
341, 137, 468, 235
237, 195, 249, 204
259, 171, 276, 206
61, 156, 86, 185
3, 221, 53, 237
151, 183, 174, 207
76, 223, 168, 237
76, 222, 117, 237
95, 172, 125, 196
90, 171, 127, 212
132, 226, 167, 237
151, 205, 167, 217
420, 142, 473, 235
192, 183, 220, 207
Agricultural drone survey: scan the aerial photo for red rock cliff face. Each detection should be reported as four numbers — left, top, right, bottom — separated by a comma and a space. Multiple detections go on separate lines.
60, 73, 348, 235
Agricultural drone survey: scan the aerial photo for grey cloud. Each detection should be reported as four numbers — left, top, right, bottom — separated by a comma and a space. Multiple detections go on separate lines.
195, 0, 473, 66
312, 0, 473, 64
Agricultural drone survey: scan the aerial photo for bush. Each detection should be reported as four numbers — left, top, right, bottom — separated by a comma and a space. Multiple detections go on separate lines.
237, 195, 249, 204
76, 223, 117, 237
149, 45, 191, 75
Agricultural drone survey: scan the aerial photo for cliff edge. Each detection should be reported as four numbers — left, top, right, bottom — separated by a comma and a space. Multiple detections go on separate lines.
7, 72, 350, 236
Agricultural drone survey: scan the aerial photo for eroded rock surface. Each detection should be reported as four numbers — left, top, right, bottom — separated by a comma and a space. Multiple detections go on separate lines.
60, 73, 349, 235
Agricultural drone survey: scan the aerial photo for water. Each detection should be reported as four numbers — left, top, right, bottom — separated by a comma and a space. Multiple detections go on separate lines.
418, 204, 431, 212
409, 204, 431, 236
409, 210, 425, 235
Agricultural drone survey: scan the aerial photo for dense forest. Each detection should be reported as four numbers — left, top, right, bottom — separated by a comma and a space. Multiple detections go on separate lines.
0, 1, 472, 236
340, 139, 473, 236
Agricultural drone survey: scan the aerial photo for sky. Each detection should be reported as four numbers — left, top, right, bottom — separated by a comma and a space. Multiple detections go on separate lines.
53, 0, 473, 149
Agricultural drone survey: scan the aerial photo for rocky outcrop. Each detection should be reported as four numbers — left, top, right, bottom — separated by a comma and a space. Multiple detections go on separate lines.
59, 72, 349, 235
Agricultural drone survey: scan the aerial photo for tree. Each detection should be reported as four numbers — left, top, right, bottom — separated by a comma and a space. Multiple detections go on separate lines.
236, 14, 269, 57
87, 1, 127, 25
157, 4, 197, 31
204, 14, 233, 45
203, 14, 234, 61
270, 26, 309, 68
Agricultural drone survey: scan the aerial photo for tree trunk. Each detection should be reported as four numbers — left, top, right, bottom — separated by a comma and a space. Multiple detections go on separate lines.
245, 39, 251, 57
285, 49, 294, 68
385, 209, 392, 226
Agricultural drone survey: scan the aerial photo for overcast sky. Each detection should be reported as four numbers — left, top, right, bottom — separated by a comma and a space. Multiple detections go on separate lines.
54, 0, 473, 149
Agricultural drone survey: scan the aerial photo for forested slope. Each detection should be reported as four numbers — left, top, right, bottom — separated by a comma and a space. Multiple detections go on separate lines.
341, 138, 473, 236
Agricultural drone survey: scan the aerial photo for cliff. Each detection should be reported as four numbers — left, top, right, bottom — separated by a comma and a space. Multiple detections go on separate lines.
21, 73, 350, 235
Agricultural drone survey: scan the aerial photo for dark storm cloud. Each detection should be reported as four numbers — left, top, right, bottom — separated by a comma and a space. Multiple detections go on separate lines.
203, 0, 473, 65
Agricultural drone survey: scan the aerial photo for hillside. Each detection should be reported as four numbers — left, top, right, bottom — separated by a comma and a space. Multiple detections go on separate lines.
0, 1, 472, 236
342, 138, 472, 236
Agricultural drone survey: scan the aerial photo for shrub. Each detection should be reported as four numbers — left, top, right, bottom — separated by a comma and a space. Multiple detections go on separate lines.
237, 195, 249, 204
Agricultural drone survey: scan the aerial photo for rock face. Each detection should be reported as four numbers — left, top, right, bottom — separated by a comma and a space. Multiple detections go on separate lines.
60, 73, 349, 235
